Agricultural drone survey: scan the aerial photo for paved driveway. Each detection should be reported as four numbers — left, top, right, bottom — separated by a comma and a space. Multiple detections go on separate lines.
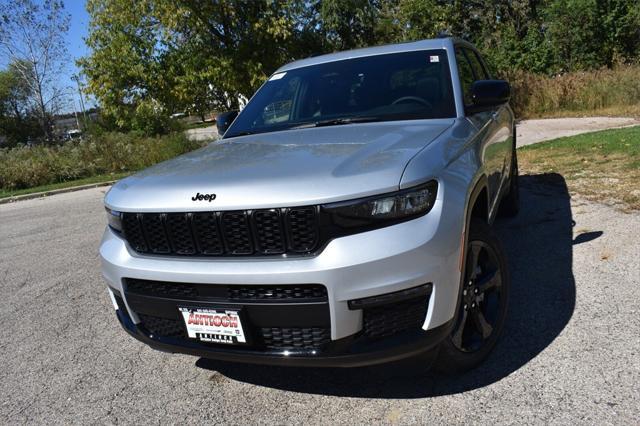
1, 174, 638, 424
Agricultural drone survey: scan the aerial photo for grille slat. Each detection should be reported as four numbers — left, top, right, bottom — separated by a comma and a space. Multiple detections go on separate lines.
227, 285, 328, 301
142, 214, 171, 254
363, 297, 429, 339
166, 213, 197, 255
122, 213, 147, 252
286, 207, 319, 252
122, 207, 318, 257
192, 212, 224, 255
126, 279, 199, 299
124, 279, 328, 302
260, 327, 330, 350
253, 210, 285, 254
138, 314, 186, 338
221, 211, 253, 254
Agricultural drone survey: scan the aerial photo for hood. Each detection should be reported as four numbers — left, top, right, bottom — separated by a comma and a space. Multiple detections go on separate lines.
105, 119, 453, 211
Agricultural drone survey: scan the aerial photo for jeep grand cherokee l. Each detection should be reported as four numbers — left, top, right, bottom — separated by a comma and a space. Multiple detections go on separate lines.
100, 37, 518, 372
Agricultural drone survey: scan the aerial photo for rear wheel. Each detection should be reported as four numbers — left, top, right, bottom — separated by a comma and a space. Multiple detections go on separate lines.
434, 218, 510, 374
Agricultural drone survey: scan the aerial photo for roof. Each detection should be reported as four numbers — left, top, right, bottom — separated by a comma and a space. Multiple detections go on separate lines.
276, 38, 459, 73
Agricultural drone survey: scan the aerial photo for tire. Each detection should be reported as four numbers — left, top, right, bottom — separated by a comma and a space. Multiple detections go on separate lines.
498, 147, 519, 217
433, 218, 510, 374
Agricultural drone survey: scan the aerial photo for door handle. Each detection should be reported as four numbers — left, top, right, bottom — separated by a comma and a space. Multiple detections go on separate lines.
491, 111, 499, 122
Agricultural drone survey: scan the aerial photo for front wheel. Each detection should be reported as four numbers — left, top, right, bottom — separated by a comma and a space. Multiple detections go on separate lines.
434, 218, 510, 374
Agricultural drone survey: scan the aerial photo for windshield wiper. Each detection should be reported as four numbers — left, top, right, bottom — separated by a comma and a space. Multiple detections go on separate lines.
228, 116, 382, 137
313, 116, 382, 127
290, 116, 382, 130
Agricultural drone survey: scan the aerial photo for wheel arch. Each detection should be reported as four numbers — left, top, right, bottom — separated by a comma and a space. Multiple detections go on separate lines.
466, 175, 490, 228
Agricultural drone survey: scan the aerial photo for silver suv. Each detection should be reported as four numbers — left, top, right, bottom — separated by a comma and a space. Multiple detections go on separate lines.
100, 37, 518, 372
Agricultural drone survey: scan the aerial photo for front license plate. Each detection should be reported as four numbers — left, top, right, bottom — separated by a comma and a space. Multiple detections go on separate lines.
179, 307, 246, 345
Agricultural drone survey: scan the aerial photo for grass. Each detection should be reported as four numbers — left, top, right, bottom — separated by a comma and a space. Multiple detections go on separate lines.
0, 172, 131, 199
518, 125, 640, 210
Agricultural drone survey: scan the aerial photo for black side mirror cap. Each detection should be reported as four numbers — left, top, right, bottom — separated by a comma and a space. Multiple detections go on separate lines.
216, 110, 239, 134
467, 80, 511, 113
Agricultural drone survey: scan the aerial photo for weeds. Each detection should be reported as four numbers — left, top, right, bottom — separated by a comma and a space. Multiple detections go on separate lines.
507, 65, 640, 118
0, 132, 205, 191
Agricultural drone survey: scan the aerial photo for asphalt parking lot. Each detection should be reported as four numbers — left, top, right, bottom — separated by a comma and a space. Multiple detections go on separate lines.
1, 173, 638, 424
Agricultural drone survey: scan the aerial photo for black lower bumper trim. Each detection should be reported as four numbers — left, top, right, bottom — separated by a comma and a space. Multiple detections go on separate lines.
115, 306, 453, 368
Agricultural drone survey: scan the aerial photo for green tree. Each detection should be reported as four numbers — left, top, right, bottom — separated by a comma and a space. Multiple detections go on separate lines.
80, 0, 311, 132
79, 0, 640, 134
78, 0, 166, 132
319, 0, 380, 49
0, 63, 43, 146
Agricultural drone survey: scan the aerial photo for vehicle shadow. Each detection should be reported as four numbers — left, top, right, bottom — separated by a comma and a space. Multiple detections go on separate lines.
197, 173, 586, 398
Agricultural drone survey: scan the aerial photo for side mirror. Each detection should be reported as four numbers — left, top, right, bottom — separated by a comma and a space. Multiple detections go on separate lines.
216, 110, 239, 134
468, 80, 511, 113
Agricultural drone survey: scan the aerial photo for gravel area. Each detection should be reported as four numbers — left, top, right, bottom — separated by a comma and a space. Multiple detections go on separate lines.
1, 173, 638, 424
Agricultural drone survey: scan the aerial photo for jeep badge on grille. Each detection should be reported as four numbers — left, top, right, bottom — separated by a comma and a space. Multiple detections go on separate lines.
192, 192, 217, 202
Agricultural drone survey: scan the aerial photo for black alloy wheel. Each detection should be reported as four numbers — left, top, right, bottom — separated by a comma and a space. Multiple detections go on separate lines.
433, 218, 510, 373
451, 240, 504, 352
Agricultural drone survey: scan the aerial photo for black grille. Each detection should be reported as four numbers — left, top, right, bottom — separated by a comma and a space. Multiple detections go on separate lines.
124, 279, 327, 303
227, 285, 328, 301
134, 315, 330, 350
166, 214, 196, 254
126, 279, 199, 299
192, 212, 223, 254
121, 213, 147, 252
363, 297, 429, 339
286, 208, 318, 252
260, 327, 330, 349
253, 210, 285, 254
138, 313, 186, 338
121, 207, 319, 257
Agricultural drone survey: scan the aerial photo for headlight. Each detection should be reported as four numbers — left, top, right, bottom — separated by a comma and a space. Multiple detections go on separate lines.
323, 181, 438, 229
105, 207, 123, 233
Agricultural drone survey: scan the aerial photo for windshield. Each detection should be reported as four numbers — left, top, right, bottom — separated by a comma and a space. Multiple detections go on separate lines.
225, 49, 455, 138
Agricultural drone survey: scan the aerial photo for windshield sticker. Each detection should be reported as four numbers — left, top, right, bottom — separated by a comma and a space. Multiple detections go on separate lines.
269, 72, 286, 81
429, 55, 440, 63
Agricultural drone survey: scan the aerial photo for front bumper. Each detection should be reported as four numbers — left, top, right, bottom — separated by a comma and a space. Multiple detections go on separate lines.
113, 296, 454, 367
100, 195, 463, 366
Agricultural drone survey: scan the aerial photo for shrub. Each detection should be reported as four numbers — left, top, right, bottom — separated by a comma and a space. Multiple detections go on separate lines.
0, 132, 205, 191
505, 65, 640, 118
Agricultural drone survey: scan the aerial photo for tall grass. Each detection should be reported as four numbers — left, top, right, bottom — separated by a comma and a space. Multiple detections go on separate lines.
0, 132, 205, 191
506, 65, 640, 118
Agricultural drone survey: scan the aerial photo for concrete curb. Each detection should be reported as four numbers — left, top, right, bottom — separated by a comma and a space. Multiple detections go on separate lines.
0, 181, 115, 205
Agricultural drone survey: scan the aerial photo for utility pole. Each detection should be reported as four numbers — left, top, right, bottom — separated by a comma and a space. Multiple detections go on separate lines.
72, 75, 87, 127
73, 104, 80, 130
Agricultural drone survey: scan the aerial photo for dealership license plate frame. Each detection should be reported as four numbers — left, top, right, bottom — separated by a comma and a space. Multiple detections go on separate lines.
178, 306, 249, 345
